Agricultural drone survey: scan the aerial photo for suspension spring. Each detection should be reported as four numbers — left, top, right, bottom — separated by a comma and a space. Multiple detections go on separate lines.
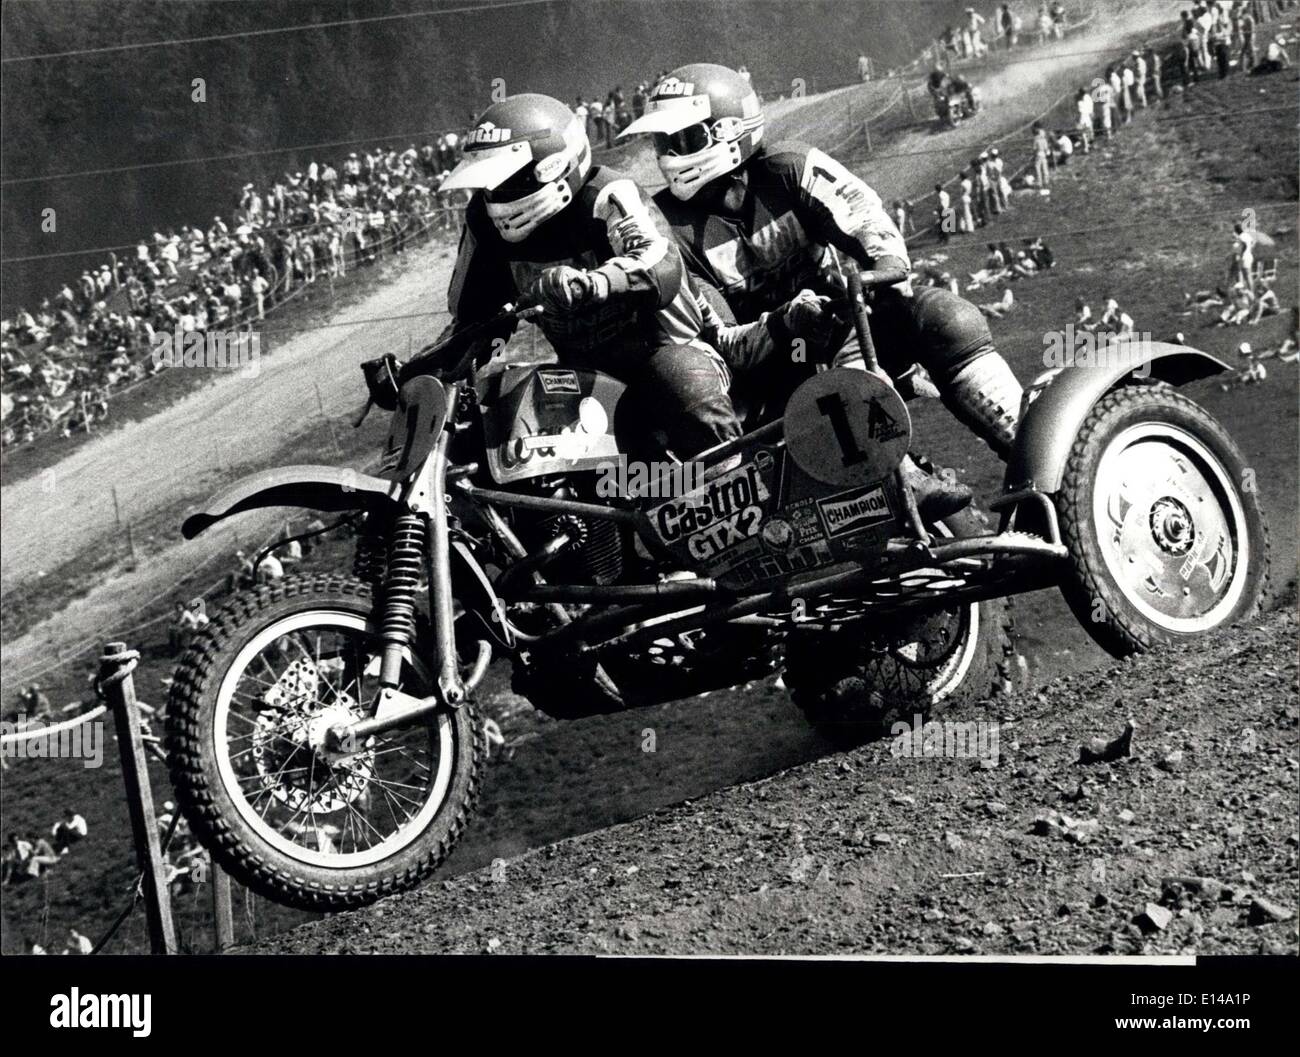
378, 513, 426, 686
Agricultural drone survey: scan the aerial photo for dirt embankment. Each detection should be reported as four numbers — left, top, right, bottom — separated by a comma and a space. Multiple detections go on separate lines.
256, 611, 1299, 957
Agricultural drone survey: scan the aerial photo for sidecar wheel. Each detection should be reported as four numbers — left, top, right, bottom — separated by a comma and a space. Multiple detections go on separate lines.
166, 575, 484, 913
1057, 385, 1269, 657
786, 510, 1023, 747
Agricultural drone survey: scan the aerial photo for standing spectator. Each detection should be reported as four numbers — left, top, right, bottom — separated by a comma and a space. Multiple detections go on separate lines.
969, 156, 989, 225
958, 170, 975, 232
1050, 1, 1066, 37
934, 183, 952, 242
1112, 65, 1133, 125
962, 6, 987, 57
998, 3, 1018, 49
988, 147, 1010, 210
1231, 220, 1256, 283
1132, 50, 1149, 107
1195, 2, 1215, 68
1090, 75, 1114, 137
250, 271, 269, 319
890, 198, 912, 235
1239, 4, 1257, 68
1032, 122, 1052, 187
1182, 11, 1203, 85
1142, 46, 1164, 104
1075, 87, 1094, 152
631, 84, 647, 119
1210, 13, 1233, 75
1037, 3, 1053, 44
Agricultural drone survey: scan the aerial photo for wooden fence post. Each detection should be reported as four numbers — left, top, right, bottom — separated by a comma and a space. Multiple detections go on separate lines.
98, 642, 177, 954
212, 863, 234, 952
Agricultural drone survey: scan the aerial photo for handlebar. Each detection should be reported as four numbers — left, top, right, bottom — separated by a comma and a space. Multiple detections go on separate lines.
404, 301, 542, 383
352, 301, 541, 427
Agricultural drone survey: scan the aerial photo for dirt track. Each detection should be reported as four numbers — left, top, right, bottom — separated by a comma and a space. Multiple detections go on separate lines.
254, 611, 1299, 956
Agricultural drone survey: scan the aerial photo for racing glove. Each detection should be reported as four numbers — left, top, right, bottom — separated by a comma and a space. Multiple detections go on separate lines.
766, 288, 845, 351
532, 265, 611, 315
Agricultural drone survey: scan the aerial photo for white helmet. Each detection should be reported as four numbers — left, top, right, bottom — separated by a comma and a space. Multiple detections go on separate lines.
441, 94, 591, 242
621, 63, 764, 200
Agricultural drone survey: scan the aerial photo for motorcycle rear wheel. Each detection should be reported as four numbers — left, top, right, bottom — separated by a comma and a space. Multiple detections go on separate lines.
166, 575, 484, 912
785, 509, 1023, 746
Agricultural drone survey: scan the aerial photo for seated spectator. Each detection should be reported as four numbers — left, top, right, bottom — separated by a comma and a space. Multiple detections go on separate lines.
1252, 34, 1292, 73
26, 832, 61, 878
51, 809, 88, 853
2, 833, 33, 884
64, 928, 94, 955
1249, 278, 1280, 324
256, 550, 285, 583
978, 288, 1016, 319
1026, 236, 1055, 270
1055, 130, 1075, 164
1010, 250, 1038, 279
1217, 282, 1255, 325
1099, 297, 1136, 336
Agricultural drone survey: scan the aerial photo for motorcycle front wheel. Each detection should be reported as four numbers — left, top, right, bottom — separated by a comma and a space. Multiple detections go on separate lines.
1056, 385, 1269, 656
166, 575, 484, 912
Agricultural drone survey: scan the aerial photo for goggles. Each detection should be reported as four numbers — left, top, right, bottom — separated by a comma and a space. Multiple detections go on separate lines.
652, 116, 746, 157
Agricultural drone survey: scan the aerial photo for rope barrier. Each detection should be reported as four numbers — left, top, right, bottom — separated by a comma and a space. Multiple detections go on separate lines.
0, 705, 107, 746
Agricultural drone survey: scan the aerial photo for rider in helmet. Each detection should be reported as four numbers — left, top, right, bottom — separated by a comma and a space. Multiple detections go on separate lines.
621, 63, 1024, 516
428, 92, 745, 459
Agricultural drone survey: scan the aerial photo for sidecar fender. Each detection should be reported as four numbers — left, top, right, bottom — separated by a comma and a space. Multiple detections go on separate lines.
182, 464, 400, 539
1003, 344, 1229, 496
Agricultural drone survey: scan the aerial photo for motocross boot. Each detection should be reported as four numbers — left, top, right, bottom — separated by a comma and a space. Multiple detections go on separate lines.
939, 350, 1025, 460
901, 452, 973, 521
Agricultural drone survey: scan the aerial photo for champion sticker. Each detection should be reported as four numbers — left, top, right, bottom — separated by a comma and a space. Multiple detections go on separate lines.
817, 484, 893, 538
537, 370, 581, 394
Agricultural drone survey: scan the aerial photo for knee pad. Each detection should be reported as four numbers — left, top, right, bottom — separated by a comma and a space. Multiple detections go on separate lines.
909, 286, 996, 385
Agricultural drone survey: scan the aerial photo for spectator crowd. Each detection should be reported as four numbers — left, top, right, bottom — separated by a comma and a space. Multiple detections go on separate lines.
2, 136, 470, 449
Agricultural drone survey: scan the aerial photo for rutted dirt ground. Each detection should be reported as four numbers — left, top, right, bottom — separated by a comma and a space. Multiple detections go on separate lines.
256, 612, 1299, 956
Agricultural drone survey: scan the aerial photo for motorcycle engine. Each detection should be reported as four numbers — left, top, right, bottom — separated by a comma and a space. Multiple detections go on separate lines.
512, 474, 624, 587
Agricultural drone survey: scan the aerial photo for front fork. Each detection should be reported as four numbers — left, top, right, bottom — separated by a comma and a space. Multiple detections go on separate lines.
374, 429, 464, 704
339, 434, 467, 749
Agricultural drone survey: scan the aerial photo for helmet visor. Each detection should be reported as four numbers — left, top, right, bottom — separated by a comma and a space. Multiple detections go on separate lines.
485, 165, 540, 203
651, 123, 713, 157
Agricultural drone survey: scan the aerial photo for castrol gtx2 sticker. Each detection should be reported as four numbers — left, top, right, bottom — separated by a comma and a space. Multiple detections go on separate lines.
652, 461, 770, 563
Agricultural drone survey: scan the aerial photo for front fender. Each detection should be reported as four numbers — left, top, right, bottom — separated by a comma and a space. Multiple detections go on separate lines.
182, 464, 400, 539
1003, 344, 1229, 496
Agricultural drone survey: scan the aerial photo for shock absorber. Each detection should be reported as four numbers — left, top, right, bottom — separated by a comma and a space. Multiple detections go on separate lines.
377, 513, 426, 687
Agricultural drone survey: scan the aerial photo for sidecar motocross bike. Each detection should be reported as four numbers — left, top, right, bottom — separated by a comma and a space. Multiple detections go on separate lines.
167, 271, 1268, 910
